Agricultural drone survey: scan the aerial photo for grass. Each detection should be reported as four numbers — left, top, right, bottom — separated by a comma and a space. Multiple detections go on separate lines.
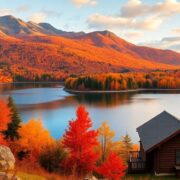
17, 172, 179, 180
17, 172, 46, 180
125, 174, 178, 180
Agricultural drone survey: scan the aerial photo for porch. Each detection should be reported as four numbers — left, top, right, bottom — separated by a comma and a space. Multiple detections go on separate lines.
128, 151, 146, 173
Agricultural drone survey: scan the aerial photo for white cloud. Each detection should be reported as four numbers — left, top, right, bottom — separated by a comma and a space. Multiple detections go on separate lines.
87, 0, 180, 31
71, 0, 98, 7
121, 0, 180, 18
88, 13, 163, 31
42, 9, 61, 18
172, 28, 180, 35
16, 5, 30, 13
140, 36, 180, 52
29, 12, 46, 23
0, 9, 12, 16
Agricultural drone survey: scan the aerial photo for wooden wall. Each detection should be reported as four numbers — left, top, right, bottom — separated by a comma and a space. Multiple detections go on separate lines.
154, 133, 180, 174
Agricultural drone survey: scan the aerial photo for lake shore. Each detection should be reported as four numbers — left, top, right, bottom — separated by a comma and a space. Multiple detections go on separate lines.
64, 88, 180, 94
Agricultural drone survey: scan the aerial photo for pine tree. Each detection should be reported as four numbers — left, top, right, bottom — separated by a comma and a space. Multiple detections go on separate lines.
3, 96, 22, 141
120, 134, 133, 162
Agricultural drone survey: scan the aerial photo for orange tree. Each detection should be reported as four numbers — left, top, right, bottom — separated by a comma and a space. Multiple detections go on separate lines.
16, 119, 54, 161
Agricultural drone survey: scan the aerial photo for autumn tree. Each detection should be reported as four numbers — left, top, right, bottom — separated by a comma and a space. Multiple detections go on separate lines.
119, 134, 133, 163
3, 96, 22, 141
98, 121, 115, 162
63, 106, 99, 178
96, 152, 126, 180
0, 100, 10, 145
16, 119, 54, 161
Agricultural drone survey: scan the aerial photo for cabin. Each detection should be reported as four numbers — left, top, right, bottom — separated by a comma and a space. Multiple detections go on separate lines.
128, 111, 180, 177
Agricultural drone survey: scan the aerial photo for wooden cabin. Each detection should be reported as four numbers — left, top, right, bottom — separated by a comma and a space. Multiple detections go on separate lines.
128, 111, 180, 177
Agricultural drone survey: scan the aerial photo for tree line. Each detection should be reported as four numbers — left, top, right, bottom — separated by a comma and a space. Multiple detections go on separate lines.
0, 97, 137, 179
65, 71, 180, 91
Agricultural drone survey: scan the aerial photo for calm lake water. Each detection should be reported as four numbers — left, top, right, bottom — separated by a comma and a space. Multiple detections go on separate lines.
0, 83, 180, 143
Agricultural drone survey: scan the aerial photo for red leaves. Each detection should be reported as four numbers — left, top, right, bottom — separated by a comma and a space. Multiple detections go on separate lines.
0, 100, 10, 145
63, 106, 99, 176
96, 152, 126, 180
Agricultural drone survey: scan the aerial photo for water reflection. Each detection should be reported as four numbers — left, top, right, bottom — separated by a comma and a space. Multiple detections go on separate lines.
0, 83, 179, 143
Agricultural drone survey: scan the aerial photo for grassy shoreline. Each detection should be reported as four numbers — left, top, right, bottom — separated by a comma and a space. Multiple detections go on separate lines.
64, 88, 180, 94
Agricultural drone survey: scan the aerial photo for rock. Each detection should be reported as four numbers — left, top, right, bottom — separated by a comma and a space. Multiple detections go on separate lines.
0, 145, 19, 180
0, 145, 15, 172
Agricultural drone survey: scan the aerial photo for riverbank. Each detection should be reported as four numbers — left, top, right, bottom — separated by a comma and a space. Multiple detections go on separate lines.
64, 88, 180, 94
0, 81, 64, 85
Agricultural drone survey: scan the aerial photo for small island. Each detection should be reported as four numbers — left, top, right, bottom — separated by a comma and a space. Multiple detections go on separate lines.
65, 71, 180, 93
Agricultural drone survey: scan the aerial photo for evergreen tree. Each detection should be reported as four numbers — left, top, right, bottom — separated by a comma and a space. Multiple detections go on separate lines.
120, 134, 133, 163
3, 96, 22, 140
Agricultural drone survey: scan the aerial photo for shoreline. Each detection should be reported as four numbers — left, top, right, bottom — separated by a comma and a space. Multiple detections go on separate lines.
0, 81, 64, 84
64, 88, 180, 94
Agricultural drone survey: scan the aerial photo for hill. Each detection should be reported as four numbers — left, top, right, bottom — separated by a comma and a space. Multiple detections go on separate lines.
0, 15, 179, 81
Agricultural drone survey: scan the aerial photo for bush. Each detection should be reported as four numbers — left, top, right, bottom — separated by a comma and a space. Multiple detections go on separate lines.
39, 142, 67, 173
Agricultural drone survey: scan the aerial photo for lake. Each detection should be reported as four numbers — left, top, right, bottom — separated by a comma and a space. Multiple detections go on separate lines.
0, 83, 180, 143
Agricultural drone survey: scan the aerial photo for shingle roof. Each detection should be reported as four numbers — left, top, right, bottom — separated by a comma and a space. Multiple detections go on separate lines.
137, 111, 180, 152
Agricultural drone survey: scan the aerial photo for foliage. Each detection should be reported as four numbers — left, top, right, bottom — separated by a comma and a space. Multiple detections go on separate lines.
119, 134, 133, 163
3, 96, 22, 141
65, 71, 180, 90
98, 121, 115, 162
96, 152, 126, 180
16, 119, 54, 161
39, 141, 67, 173
63, 106, 99, 177
0, 100, 10, 144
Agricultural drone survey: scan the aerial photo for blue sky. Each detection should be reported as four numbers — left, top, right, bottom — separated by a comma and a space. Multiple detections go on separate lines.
0, 0, 180, 51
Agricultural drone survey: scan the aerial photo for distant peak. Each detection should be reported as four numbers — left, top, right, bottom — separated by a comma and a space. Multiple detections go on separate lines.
38, 22, 58, 31
98, 30, 116, 36
1, 15, 15, 19
0, 15, 23, 23
88, 30, 118, 39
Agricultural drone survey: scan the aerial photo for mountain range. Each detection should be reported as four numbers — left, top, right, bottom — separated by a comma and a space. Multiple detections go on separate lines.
0, 15, 179, 80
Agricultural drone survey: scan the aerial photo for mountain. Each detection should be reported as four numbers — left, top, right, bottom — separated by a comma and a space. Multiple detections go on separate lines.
0, 15, 179, 81
0, 15, 85, 37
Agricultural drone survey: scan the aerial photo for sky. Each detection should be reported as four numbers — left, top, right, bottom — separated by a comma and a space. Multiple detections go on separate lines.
0, 0, 180, 51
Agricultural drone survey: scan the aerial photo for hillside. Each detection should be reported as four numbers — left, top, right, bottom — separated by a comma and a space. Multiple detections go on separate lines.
0, 15, 179, 81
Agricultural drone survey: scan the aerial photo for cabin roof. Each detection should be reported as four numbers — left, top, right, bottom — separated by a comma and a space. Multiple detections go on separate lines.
137, 111, 180, 152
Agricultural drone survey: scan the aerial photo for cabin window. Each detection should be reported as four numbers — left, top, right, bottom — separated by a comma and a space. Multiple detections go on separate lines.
176, 150, 180, 165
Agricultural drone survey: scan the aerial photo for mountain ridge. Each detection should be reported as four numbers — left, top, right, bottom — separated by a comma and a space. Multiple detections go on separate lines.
0, 15, 179, 81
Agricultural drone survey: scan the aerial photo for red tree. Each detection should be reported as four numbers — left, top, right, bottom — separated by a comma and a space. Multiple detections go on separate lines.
0, 100, 10, 145
63, 106, 99, 177
96, 152, 126, 180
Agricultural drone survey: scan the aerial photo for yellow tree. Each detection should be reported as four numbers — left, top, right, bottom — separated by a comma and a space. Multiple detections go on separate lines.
16, 119, 54, 161
98, 121, 115, 162
119, 134, 133, 163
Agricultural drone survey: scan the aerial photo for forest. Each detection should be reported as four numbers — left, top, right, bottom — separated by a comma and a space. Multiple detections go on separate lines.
0, 97, 138, 180
65, 71, 180, 91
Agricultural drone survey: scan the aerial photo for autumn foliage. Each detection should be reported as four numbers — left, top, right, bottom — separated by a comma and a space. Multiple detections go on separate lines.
16, 119, 54, 161
65, 71, 180, 90
0, 100, 10, 145
96, 152, 126, 180
0, 100, 130, 179
63, 106, 99, 177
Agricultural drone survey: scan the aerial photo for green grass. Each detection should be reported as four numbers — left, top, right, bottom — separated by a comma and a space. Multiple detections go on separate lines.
125, 174, 178, 180
17, 172, 46, 180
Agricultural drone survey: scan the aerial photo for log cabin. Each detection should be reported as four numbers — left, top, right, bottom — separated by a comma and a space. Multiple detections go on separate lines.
128, 111, 180, 177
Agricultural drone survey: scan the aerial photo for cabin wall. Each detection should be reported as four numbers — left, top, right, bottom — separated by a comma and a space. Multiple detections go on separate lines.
154, 133, 180, 174
140, 141, 146, 161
